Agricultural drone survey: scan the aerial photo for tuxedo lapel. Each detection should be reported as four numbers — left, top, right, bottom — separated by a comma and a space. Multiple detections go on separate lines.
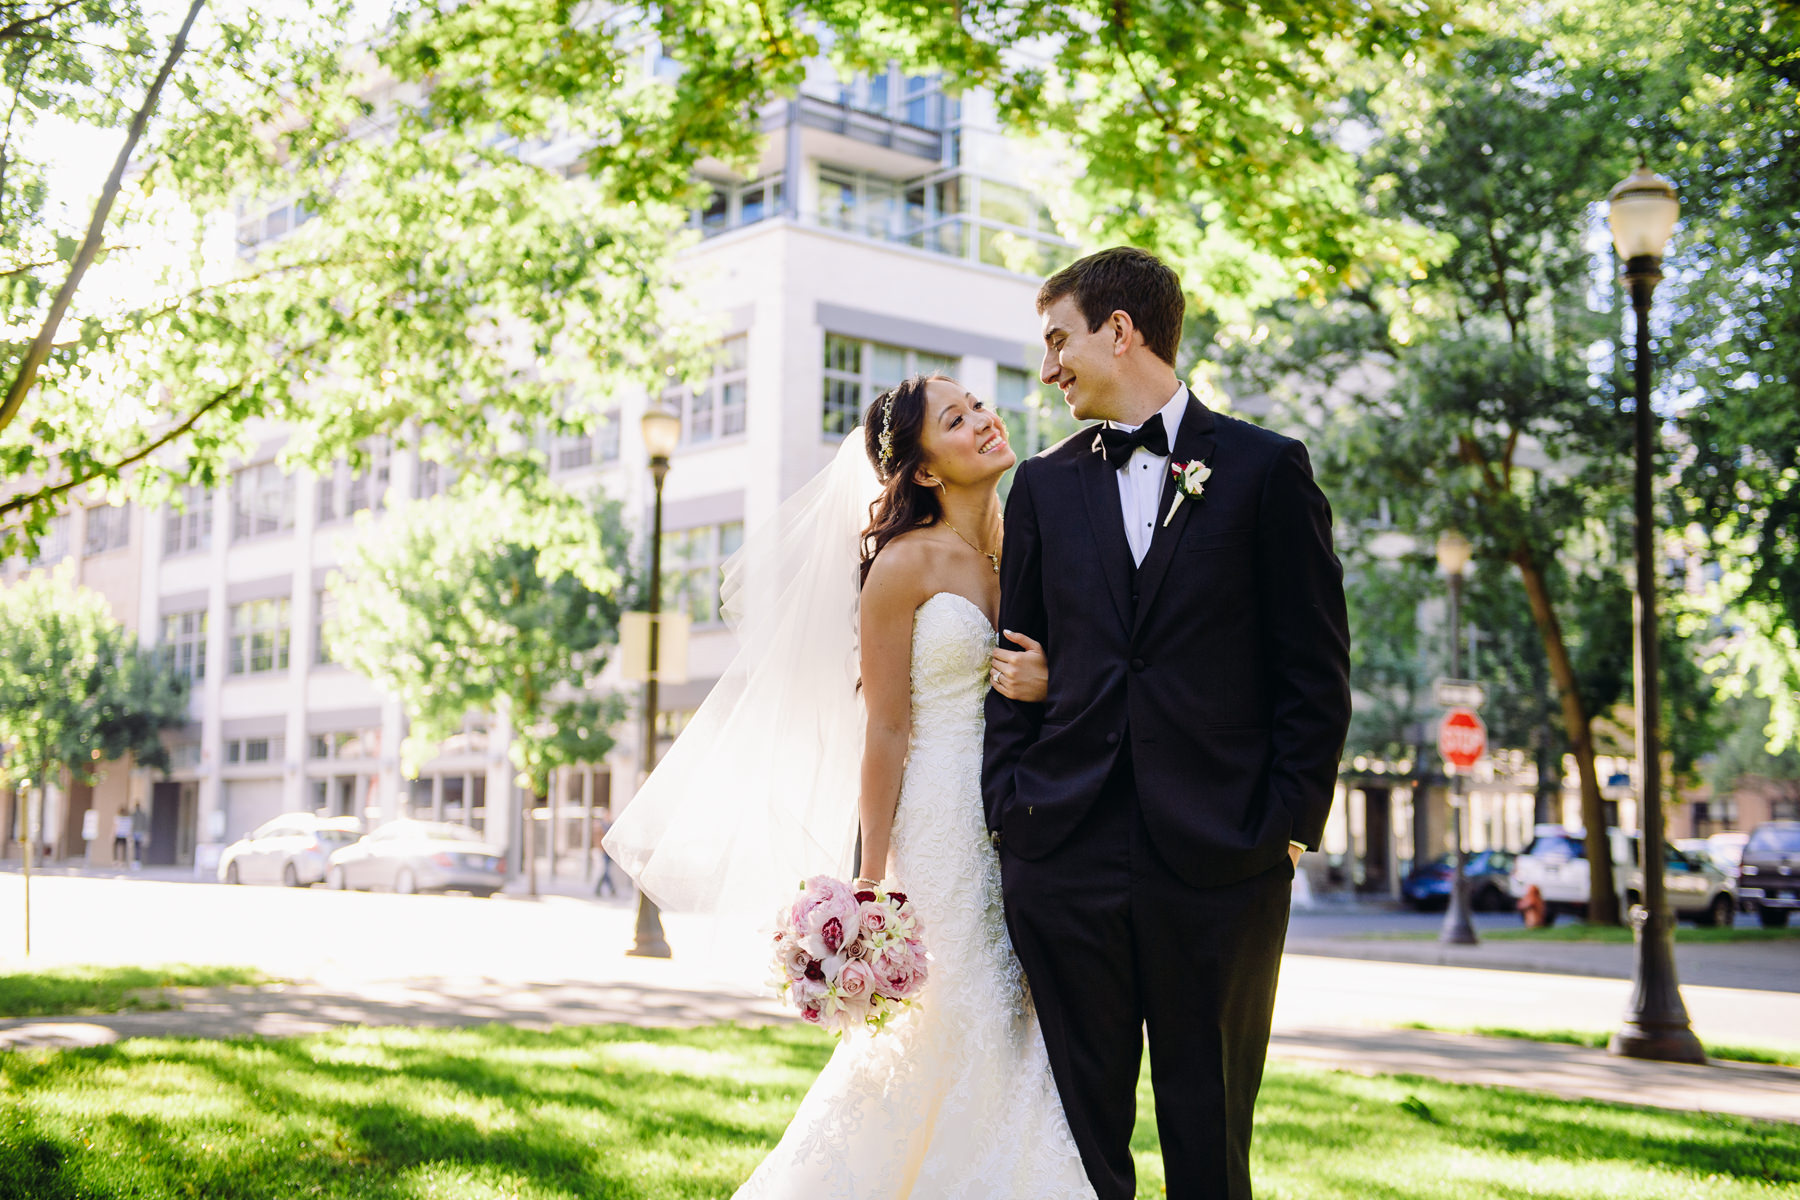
1132, 396, 1217, 636
1076, 429, 1137, 631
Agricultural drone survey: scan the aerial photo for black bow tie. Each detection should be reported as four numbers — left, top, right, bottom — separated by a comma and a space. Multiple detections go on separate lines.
1095, 413, 1170, 470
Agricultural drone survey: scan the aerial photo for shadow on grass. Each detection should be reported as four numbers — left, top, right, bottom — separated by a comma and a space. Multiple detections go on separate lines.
0, 964, 270, 1018
2, 1023, 1797, 1199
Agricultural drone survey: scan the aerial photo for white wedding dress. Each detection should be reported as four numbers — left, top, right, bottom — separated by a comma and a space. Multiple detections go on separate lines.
735, 592, 1095, 1199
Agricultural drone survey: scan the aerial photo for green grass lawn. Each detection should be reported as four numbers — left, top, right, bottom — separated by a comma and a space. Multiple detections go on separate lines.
1, 1023, 1795, 1199
0, 965, 272, 1018
1396, 1022, 1800, 1069
1368, 923, 1800, 944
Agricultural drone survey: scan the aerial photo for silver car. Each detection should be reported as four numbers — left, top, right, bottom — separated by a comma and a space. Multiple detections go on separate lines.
1510, 824, 1736, 926
325, 819, 506, 896
218, 813, 364, 887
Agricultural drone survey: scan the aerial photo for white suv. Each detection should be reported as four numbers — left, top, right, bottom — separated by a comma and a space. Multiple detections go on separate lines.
1509, 824, 1736, 926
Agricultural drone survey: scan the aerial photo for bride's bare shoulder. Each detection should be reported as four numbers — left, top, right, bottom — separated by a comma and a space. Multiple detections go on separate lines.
864, 529, 946, 601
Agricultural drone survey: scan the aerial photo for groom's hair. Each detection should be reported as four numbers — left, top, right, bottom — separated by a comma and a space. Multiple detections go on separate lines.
1037, 247, 1184, 366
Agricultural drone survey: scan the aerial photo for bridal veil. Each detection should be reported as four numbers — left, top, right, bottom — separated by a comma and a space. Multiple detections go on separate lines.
603, 435, 878, 985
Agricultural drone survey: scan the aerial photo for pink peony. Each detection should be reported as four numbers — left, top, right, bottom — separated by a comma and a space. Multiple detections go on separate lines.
870, 942, 921, 998
800, 890, 862, 960
790, 874, 854, 928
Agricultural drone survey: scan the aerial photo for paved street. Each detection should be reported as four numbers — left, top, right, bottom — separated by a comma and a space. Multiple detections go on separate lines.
5, 871, 1800, 1125
1289, 907, 1800, 993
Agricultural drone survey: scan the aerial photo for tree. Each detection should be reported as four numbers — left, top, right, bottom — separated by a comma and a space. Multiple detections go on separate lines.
325, 488, 632, 832
0, 564, 189, 846
2, 0, 1467, 558
1550, 0, 1800, 748
1226, 33, 1675, 921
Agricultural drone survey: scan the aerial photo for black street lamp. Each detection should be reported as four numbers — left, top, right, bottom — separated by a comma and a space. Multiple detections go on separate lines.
1604, 161, 1704, 1064
627, 402, 681, 960
1436, 529, 1478, 947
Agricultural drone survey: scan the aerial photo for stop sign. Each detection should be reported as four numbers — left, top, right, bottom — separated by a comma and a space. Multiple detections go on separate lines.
1438, 708, 1487, 772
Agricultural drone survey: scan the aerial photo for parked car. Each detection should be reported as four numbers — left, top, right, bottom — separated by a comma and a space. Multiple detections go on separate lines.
1676, 832, 1748, 881
218, 813, 364, 887
1402, 850, 1516, 912
325, 819, 506, 896
1736, 820, 1800, 928
1508, 824, 1736, 926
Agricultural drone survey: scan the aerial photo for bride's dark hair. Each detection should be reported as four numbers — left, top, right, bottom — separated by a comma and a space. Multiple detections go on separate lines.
859, 373, 950, 587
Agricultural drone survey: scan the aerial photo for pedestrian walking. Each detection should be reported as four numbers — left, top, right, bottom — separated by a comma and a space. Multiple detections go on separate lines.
113, 808, 133, 866
594, 809, 620, 898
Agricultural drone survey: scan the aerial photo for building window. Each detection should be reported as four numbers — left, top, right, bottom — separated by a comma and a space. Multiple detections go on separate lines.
663, 336, 749, 446
554, 431, 594, 472
692, 174, 785, 238
236, 198, 311, 256
28, 515, 70, 565
225, 736, 285, 765
231, 463, 295, 541
164, 485, 213, 556
83, 504, 130, 556
309, 728, 377, 759
314, 590, 336, 665
661, 521, 745, 625
598, 410, 622, 463
317, 443, 391, 523
415, 458, 457, 500
160, 610, 208, 682
819, 165, 905, 241
229, 597, 291, 675
820, 334, 957, 437
996, 366, 1083, 456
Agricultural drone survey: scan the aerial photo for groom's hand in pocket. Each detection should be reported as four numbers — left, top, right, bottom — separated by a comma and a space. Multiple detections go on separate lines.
990, 631, 1048, 704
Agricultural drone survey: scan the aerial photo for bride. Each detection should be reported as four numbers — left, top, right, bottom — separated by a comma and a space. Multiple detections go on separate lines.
606, 373, 1096, 1198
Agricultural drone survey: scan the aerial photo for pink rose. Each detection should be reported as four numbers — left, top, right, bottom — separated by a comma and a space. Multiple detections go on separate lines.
776, 936, 816, 983
836, 959, 877, 1001
858, 900, 891, 939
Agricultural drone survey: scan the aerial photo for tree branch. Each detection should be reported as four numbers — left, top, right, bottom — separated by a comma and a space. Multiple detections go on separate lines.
0, 321, 347, 526
0, 0, 83, 44
0, 0, 205, 440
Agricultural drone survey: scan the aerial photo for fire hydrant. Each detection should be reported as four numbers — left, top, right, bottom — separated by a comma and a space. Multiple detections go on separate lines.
1517, 883, 1546, 928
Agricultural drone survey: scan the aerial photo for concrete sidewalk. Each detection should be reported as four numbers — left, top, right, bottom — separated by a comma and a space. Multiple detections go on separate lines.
4, 968, 1796, 1127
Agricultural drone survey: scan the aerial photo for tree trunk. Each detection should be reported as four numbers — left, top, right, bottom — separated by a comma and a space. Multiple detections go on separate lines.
1512, 546, 1620, 924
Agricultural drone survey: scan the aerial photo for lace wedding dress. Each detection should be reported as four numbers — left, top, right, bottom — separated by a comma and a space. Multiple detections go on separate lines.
735, 592, 1095, 1200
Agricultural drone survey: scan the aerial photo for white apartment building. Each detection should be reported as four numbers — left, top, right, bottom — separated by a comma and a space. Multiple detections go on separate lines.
5, 58, 1088, 878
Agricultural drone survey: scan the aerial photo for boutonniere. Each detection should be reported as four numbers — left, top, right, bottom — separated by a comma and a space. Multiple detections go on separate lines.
1163, 460, 1212, 526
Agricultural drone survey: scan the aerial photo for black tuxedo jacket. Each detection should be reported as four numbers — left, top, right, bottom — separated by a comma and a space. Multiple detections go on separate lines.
982, 394, 1351, 888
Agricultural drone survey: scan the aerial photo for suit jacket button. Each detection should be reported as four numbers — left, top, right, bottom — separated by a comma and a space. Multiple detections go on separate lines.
1130, 657, 1145, 671
1105, 731, 1120, 745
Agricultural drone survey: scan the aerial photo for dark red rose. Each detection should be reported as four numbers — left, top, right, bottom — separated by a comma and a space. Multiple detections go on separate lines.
805, 959, 825, 981
822, 916, 844, 953
854, 890, 877, 903
887, 892, 908, 906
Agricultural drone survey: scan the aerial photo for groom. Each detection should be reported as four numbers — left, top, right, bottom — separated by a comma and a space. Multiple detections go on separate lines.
984, 246, 1351, 1200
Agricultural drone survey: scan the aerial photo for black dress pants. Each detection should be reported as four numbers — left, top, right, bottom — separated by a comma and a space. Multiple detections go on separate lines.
999, 758, 1293, 1200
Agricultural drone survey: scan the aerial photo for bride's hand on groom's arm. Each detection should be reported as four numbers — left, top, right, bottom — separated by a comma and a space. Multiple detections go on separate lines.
989, 631, 1048, 703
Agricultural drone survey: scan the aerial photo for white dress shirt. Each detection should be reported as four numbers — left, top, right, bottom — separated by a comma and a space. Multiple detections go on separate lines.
1107, 385, 1310, 857
1108, 384, 1189, 566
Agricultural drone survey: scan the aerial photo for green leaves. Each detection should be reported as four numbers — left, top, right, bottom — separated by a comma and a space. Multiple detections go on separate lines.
0, 563, 189, 793
327, 487, 633, 798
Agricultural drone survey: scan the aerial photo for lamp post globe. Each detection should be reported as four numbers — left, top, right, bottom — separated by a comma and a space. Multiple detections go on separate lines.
641, 405, 682, 463
628, 400, 682, 959
1603, 160, 1703, 1063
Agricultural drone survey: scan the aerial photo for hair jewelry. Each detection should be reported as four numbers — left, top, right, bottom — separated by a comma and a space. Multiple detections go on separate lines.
877, 391, 898, 478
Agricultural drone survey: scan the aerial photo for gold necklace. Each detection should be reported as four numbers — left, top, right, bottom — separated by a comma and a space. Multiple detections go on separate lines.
941, 517, 1001, 574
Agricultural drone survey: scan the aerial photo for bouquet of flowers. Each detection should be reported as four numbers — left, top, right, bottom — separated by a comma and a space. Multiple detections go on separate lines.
771, 875, 928, 1035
